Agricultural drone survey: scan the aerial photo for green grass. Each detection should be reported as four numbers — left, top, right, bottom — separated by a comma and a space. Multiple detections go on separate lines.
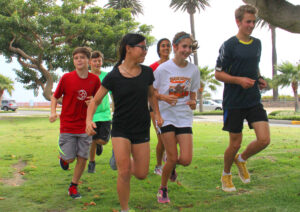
268, 110, 300, 121
0, 117, 299, 211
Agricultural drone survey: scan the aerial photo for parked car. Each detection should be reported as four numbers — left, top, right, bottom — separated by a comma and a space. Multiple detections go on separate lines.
1, 99, 18, 111
212, 99, 223, 105
196, 99, 222, 111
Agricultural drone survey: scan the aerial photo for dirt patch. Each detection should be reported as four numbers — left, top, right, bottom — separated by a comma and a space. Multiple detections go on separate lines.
0, 161, 27, 186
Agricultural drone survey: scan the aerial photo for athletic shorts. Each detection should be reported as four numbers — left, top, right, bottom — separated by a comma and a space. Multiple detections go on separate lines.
223, 103, 268, 133
111, 128, 150, 144
160, 124, 193, 135
92, 121, 111, 143
59, 133, 92, 160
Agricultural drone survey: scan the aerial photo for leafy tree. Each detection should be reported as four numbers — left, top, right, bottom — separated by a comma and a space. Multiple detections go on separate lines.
256, 17, 278, 100
0, 0, 153, 101
243, 0, 300, 33
274, 61, 300, 112
104, 0, 143, 16
170, 0, 210, 66
198, 66, 221, 112
0, 74, 14, 101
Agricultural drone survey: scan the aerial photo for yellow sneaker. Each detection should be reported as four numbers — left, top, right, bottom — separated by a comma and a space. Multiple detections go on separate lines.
234, 154, 250, 184
221, 174, 236, 192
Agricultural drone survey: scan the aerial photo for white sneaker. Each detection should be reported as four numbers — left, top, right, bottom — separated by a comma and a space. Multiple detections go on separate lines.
154, 165, 162, 176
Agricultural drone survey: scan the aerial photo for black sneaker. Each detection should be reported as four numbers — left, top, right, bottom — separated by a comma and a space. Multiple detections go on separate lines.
96, 144, 103, 156
60, 157, 69, 170
88, 161, 96, 173
68, 185, 81, 199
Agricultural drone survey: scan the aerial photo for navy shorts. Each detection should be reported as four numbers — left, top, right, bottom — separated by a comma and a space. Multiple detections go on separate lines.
223, 103, 268, 133
111, 128, 150, 144
160, 124, 193, 135
92, 121, 111, 143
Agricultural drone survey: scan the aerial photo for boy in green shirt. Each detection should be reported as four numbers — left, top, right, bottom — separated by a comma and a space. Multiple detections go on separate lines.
88, 51, 113, 173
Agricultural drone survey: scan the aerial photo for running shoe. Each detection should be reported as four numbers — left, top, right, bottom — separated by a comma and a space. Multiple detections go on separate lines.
154, 165, 163, 176
68, 184, 81, 199
221, 174, 236, 192
109, 150, 117, 170
96, 144, 103, 156
59, 157, 69, 171
88, 161, 96, 173
234, 154, 250, 184
157, 187, 170, 203
169, 168, 177, 182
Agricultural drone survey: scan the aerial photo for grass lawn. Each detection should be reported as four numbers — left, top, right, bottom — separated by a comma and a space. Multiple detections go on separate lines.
0, 117, 299, 212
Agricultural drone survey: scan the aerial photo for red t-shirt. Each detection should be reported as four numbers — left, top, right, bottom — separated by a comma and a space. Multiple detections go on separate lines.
54, 71, 100, 134
150, 61, 160, 72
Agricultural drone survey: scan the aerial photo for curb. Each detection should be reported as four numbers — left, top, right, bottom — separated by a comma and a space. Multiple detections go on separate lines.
269, 119, 300, 125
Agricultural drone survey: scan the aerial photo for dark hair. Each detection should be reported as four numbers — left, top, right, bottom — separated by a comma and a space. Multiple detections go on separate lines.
91, 51, 104, 60
157, 38, 171, 57
72, 47, 91, 59
172, 31, 199, 53
115, 33, 146, 67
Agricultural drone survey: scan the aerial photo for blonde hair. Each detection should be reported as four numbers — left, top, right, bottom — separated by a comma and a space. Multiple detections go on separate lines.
172, 31, 199, 53
235, 5, 257, 21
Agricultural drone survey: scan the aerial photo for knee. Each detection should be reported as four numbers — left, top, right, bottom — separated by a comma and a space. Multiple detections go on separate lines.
135, 172, 148, 180
118, 169, 131, 182
94, 139, 107, 145
166, 155, 178, 165
258, 137, 270, 148
230, 143, 241, 151
180, 158, 192, 167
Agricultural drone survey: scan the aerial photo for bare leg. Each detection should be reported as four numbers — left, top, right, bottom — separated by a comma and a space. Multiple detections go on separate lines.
89, 141, 97, 162
131, 142, 150, 179
150, 111, 165, 167
160, 132, 178, 187
224, 133, 242, 173
112, 137, 131, 211
72, 156, 87, 184
241, 121, 270, 160
176, 134, 193, 166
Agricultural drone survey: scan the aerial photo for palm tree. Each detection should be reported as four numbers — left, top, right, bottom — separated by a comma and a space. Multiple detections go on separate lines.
0, 74, 14, 101
170, 0, 210, 66
256, 17, 278, 100
274, 61, 300, 112
104, 0, 143, 16
198, 66, 221, 112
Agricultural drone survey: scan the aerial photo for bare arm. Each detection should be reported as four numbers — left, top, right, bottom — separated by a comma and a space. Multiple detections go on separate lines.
86, 86, 109, 135
49, 95, 59, 123
215, 70, 256, 89
148, 85, 163, 127
154, 89, 178, 105
186, 91, 197, 110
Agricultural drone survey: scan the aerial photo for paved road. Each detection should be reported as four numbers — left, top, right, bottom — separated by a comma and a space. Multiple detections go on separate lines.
1, 110, 299, 127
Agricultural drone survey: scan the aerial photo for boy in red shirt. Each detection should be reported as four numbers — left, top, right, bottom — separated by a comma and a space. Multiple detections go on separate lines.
49, 47, 100, 199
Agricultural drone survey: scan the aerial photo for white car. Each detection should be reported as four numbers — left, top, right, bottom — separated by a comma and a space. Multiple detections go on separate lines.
197, 99, 222, 111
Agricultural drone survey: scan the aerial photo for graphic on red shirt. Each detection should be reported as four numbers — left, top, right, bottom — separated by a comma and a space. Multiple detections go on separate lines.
169, 77, 191, 98
77, 90, 88, 100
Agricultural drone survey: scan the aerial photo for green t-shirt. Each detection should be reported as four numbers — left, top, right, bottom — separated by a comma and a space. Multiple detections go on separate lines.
93, 71, 112, 122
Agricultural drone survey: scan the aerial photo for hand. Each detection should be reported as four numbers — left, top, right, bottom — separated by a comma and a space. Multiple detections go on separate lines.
86, 121, 97, 136
85, 96, 93, 106
239, 77, 256, 89
187, 99, 197, 110
155, 114, 164, 128
49, 113, 59, 123
163, 95, 178, 106
258, 78, 267, 90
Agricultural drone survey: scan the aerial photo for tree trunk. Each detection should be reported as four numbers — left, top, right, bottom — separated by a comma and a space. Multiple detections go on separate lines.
0, 90, 4, 103
199, 90, 203, 112
243, 0, 300, 33
271, 25, 278, 100
292, 82, 299, 112
189, 13, 198, 66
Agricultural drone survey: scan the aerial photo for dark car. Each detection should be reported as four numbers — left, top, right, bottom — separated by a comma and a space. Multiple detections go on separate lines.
1, 99, 18, 111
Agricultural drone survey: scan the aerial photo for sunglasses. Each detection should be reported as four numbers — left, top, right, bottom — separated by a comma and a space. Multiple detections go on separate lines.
133, 44, 148, 51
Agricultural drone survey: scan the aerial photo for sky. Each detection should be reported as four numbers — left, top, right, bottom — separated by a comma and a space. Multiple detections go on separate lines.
1, 0, 299, 102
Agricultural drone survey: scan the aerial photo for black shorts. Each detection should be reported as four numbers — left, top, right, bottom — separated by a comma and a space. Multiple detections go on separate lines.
223, 103, 268, 133
111, 128, 150, 144
160, 124, 193, 135
92, 121, 111, 143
